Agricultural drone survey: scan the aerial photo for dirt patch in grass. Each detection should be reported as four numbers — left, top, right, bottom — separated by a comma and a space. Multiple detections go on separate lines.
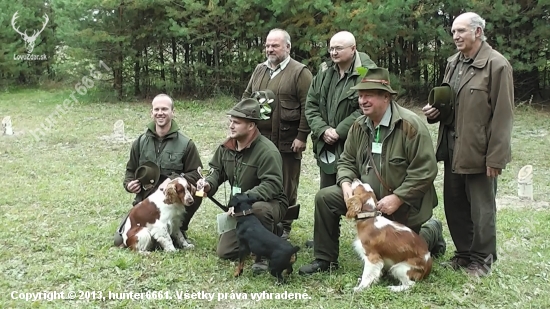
496, 195, 550, 211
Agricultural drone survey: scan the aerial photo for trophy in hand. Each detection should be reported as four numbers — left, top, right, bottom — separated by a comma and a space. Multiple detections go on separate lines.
195, 166, 210, 197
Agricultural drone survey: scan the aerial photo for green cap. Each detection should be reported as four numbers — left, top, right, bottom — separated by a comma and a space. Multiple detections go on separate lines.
428, 83, 454, 125
350, 67, 397, 94
135, 161, 160, 191
227, 98, 261, 121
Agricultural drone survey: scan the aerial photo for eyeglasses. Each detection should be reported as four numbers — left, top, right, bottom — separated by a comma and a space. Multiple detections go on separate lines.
328, 45, 353, 53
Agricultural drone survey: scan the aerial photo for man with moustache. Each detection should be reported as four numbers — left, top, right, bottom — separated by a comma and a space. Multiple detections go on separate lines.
113, 94, 203, 247
422, 12, 514, 277
196, 98, 288, 269
242, 28, 313, 240
304, 31, 377, 248
299, 68, 445, 274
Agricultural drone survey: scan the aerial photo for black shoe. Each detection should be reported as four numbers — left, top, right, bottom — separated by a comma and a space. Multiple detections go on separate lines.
426, 219, 446, 258
465, 261, 491, 277
298, 259, 339, 275
441, 256, 470, 270
305, 240, 314, 248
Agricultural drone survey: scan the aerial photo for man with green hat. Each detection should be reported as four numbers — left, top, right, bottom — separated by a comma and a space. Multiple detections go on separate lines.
113, 93, 204, 247
299, 67, 446, 275
196, 97, 288, 273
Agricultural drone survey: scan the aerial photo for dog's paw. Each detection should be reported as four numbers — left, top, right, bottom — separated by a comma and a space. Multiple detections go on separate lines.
388, 284, 413, 293
353, 285, 365, 292
233, 269, 243, 277
164, 247, 178, 253
183, 243, 195, 250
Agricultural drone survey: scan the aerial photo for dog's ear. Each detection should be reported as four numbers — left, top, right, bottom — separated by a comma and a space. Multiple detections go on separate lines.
175, 182, 187, 204
164, 183, 178, 204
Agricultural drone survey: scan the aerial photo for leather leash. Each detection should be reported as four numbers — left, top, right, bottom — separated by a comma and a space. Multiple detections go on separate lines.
368, 149, 393, 193
208, 196, 229, 212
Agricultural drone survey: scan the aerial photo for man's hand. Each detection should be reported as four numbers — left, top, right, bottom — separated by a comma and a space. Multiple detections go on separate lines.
196, 178, 211, 196
127, 179, 141, 194
486, 167, 502, 178
341, 181, 353, 203
322, 128, 339, 145
291, 138, 306, 152
376, 194, 403, 216
422, 104, 440, 120
227, 206, 235, 217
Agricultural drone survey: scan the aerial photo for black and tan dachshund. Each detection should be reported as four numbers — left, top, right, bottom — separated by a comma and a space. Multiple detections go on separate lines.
230, 193, 300, 284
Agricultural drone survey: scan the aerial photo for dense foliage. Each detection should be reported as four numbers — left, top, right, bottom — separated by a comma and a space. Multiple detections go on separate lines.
0, 0, 548, 101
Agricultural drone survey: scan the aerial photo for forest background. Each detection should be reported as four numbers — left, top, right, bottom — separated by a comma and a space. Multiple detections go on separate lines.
0, 0, 548, 103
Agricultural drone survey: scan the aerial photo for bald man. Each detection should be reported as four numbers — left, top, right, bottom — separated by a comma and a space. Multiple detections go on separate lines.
113, 93, 204, 247
242, 29, 313, 242
304, 31, 377, 248
422, 12, 514, 277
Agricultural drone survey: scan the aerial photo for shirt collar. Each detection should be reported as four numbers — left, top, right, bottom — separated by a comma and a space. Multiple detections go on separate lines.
366, 105, 392, 129
459, 41, 484, 63
264, 56, 291, 71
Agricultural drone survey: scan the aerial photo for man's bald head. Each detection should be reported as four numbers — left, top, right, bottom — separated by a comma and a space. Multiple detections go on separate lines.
330, 31, 356, 46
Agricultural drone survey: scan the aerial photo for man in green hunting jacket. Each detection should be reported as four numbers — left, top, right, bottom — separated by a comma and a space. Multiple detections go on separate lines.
305, 31, 377, 190
304, 31, 377, 248
299, 68, 446, 275
197, 97, 288, 272
113, 94, 203, 247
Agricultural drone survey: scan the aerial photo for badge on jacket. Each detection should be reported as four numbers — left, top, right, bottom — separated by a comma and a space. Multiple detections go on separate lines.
372, 142, 382, 154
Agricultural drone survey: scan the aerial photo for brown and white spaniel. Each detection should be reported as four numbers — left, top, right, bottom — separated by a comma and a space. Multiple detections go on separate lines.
120, 177, 196, 253
346, 179, 432, 292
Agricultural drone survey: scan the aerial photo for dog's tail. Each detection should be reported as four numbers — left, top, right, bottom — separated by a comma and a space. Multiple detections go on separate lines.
289, 246, 301, 264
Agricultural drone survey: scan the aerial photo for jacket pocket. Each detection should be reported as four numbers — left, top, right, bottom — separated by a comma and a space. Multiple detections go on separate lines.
280, 100, 301, 122
160, 151, 184, 171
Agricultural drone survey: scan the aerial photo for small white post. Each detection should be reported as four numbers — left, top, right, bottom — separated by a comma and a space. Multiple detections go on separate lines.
2, 116, 13, 135
517, 165, 533, 200
113, 120, 124, 139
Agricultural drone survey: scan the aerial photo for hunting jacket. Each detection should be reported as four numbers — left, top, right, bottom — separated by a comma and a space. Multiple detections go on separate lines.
305, 51, 377, 174
242, 58, 313, 153
124, 120, 203, 203
430, 42, 514, 174
205, 130, 289, 209
337, 101, 438, 227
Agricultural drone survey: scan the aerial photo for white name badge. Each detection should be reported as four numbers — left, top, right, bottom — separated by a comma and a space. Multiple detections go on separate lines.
232, 186, 241, 195
372, 142, 382, 154
217, 213, 237, 235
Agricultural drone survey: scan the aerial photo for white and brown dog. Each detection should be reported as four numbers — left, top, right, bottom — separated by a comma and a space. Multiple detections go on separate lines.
345, 179, 432, 292
120, 177, 196, 253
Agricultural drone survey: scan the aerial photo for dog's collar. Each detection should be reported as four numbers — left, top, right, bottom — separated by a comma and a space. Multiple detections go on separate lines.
232, 209, 255, 217
355, 210, 381, 220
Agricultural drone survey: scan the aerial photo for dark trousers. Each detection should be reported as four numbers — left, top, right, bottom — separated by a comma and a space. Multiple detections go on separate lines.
217, 200, 285, 259
444, 160, 498, 265
313, 185, 437, 262
281, 152, 302, 231
319, 169, 337, 190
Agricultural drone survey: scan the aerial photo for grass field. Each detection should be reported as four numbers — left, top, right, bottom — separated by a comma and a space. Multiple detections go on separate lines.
1, 88, 549, 309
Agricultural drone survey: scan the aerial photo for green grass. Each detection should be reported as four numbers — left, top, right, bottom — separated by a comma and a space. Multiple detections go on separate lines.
1, 89, 549, 309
